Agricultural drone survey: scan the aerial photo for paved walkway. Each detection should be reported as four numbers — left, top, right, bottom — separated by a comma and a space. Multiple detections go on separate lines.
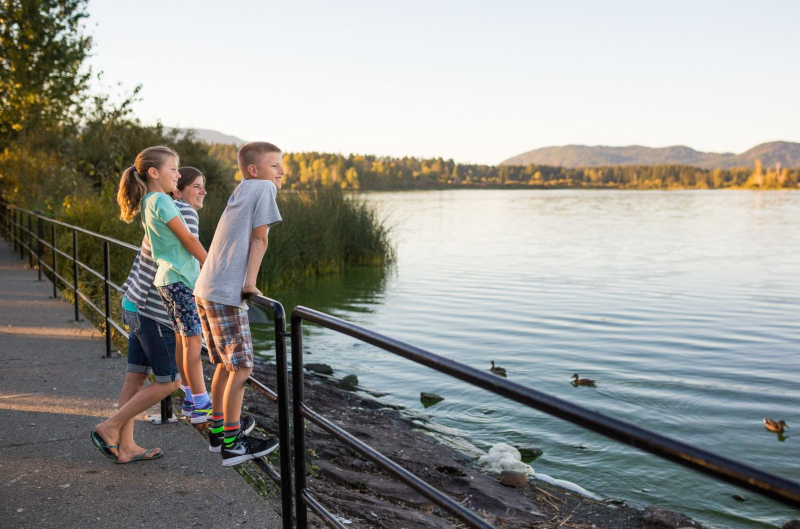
0, 239, 282, 529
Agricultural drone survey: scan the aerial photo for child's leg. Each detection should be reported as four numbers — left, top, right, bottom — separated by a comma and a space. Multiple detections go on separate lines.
96, 379, 179, 460
159, 283, 208, 417
174, 339, 190, 394
211, 363, 229, 415
116, 371, 147, 456
182, 333, 206, 397
223, 365, 252, 424
95, 313, 180, 462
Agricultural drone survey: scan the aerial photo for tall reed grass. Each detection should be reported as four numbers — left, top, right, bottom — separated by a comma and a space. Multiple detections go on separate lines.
198, 187, 393, 290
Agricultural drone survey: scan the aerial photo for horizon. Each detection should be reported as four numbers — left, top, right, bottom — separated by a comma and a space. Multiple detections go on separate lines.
87, 1, 800, 165
175, 126, 793, 163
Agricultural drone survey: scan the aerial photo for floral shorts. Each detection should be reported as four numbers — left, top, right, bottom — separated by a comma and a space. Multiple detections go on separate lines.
196, 296, 253, 371
157, 282, 202, 337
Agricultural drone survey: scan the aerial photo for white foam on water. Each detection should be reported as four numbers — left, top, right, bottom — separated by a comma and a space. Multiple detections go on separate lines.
534, 473, 604, 501
476, 443, 534, 476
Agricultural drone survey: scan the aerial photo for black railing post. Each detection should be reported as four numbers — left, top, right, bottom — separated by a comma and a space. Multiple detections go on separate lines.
27, 212, 33, 268
103, 241, 112, 357
8, 207, 12, 248
159, 396, 172, 423
18, 209, 23, 258
72, 229, 79, 321
290, 314, 308, 529
51, 223, 57, 298
273, 305, 293, 529
37, 216, 43, 281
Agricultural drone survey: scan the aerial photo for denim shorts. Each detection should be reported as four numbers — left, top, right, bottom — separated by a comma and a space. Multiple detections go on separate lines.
157, 282, 203, 337
123, 310, 180, 383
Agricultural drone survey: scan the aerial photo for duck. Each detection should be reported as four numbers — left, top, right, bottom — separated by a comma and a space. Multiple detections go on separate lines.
764, 418, 789, 434
490, 361, 507, 376
571, 373, 596, 386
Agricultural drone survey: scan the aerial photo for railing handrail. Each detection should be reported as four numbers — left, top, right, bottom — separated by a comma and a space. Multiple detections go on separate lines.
289, 304, 800, 529
0, 200, 140, 251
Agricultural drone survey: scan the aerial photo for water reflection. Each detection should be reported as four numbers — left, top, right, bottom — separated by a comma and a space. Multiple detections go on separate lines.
250, 265, 390, 357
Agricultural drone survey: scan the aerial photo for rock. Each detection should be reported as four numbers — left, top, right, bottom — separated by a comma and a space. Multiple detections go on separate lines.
782, 521, 800, 529
514, 444, 543, 462
338, 374, 359, 391
420, 392, 444, 407
731, 493, 746, 502
499, 471, 529, 488
641, 506, 703, 528
315, 461, 431, 507
305, 363, 333, 375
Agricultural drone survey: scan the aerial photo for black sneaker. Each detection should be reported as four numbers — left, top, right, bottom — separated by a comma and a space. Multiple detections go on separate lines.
209, 415, 256, 453
221, 432, 278, 467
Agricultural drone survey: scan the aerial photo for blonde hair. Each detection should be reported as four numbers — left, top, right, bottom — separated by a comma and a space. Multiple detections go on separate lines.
117, 146, 179, 222
237, 141, 281, 178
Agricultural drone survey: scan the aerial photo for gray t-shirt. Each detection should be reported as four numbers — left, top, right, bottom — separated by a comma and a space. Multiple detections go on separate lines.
194, 179, 282, 308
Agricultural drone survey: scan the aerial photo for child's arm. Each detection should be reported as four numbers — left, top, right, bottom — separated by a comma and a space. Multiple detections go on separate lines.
242, 224, 269, 296
166, 217, 208, 265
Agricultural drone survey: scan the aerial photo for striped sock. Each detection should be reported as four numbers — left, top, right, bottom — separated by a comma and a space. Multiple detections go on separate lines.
193, 392, 211, 410
223, 421, 241, 448
181, 385, 193, 402
210, 413, 224, 435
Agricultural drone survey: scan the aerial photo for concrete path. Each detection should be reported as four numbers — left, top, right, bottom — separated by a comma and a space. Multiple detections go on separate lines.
0, 239, 283, 529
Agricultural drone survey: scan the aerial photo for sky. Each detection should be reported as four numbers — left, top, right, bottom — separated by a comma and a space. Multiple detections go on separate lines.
85, 1, 800, 165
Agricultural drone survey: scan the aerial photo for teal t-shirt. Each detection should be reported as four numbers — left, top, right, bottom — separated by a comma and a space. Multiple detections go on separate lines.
121, 295, 138, 313
140, 192, 200, 289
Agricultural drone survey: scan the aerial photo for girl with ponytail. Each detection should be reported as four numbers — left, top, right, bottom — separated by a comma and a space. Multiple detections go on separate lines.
91, 146, 208, 462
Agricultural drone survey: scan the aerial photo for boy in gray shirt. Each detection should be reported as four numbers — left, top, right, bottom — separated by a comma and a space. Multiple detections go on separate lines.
194, 141, 284, 465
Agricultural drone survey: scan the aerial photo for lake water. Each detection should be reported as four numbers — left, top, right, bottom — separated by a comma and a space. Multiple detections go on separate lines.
256, 190, 800, 529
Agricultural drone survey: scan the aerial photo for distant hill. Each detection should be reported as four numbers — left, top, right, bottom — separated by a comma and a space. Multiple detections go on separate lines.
164, 127, 246, 145
501, 141, 800, 169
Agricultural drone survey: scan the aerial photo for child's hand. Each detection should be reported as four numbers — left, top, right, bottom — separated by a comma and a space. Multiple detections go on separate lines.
242, 285, 263, 298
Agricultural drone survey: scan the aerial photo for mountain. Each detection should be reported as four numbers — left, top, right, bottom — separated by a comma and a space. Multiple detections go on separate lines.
501, 141, 800, 169
164, 127, 246, 145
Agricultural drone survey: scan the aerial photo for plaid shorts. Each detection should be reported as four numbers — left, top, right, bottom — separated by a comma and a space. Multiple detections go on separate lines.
196, 296, 253, 371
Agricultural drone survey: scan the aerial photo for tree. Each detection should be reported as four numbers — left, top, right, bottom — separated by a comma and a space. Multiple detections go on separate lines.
0, 0, 92, 147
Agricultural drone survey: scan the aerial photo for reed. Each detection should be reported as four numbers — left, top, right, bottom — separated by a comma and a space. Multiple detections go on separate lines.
198, 187, 393, 290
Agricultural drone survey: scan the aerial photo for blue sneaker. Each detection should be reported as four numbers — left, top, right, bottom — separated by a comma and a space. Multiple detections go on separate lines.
190, 403, 213, 424
181, 400, 194, 419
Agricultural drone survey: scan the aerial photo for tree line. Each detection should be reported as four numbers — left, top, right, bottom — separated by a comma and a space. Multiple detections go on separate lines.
265, 152, 798, 191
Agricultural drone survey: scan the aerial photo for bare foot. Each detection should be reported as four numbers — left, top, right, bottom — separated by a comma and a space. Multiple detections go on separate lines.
117, 443, 162, 463
94, 421, 121, 458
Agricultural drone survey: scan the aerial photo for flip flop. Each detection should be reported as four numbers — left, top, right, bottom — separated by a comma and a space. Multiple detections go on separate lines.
115, 448, 163, 464
90, 429, 118, 460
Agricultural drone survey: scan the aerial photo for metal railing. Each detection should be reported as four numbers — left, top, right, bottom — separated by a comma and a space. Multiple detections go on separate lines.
0, 201, 294, 528
290, 305, 800, 529
241, 292, 294, 529
1, 201, 136, 358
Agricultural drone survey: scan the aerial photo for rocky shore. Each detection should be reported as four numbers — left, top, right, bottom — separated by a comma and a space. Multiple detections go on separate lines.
187, 362, 723, 529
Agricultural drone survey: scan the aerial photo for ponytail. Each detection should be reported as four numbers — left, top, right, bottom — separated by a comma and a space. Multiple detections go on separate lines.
117, 166, 148, 222
116, 145, 180, 223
